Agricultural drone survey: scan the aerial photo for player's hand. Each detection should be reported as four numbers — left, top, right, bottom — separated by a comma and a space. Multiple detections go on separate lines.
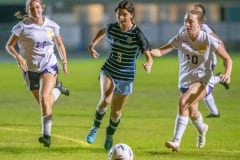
90, 49, 99, 59
142, 62, 152, 74
16, 55, 28, 72
62, 63, 68, 77
220, 73, 231, 84
88, 45, 99, 60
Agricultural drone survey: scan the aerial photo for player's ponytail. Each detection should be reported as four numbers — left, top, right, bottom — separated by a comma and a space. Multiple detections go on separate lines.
14, 11, 28, 20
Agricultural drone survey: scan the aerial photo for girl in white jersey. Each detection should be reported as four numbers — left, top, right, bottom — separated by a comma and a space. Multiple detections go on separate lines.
5, 0, 68, 148
151, 9, 232, 152
179, 3, 230, 118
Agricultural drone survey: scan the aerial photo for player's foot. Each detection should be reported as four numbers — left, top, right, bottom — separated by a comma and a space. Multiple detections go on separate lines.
206, 113, 220, 118
165, 140, 180, 152
38, 135, 51, 148
197, 124, 208, 148
86, 126, 98, 144
220, 81, 230, 90
216, 73, 230, 90
56, 81, 70, 96
104, 134, 113, 151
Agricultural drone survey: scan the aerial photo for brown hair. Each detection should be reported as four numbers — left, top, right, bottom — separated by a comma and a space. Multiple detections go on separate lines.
114, 0, 135, 18
193, 3, 206, 16
193, 3, 206, 22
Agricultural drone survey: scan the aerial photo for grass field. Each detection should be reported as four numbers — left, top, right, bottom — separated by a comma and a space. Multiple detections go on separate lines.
0, 54, 239, 160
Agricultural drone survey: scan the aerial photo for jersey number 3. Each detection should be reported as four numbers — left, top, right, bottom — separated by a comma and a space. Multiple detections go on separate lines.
117, 52, 122, 63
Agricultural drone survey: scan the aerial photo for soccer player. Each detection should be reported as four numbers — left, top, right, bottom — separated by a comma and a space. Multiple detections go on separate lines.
151, 9, 232, 151
5, 0, 69, 148
178, 3, 229, 118
86, 0, 153, 151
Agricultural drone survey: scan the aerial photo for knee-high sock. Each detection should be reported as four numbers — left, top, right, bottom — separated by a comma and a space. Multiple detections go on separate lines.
173, 115, 188, 143
214, 75, 221, 85
52, 88, 61, 101
106, 118, 120, 136
191, 114, 205, 134
203, 93, 219, 115
41, 115, 52, 136
93, 110, 106, 128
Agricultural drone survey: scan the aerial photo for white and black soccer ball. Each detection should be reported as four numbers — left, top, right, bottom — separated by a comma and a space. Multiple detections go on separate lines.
108, 143, 133, 160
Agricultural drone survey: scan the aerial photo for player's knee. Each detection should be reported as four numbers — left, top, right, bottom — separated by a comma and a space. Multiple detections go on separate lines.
102, 95, 112, 105
111, 111, 122, 122
40, 93, 50, 105
189, 109, 199, 119
179, 98, 188, 112
179, 96, 185, 106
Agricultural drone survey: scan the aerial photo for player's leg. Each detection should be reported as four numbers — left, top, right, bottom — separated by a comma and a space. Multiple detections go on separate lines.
104, 94, 128, 151
86, 71, 114, 144
38, 72, 57, 148
55, 80, 70, 96
31, 81, 62, 103
190, 84, 210, 148
24, 71, 56, 147
203, 93, 220, 117
189, 103, 208, 148
165, 114, 188, 152
214, 73, 230, 89
31, 90, 39, 102
30, 81, 61, 103
166, 82, 207, 151
23, 71, 40, 102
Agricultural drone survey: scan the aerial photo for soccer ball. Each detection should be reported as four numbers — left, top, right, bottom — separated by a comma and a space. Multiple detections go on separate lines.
108, 143, 133, 160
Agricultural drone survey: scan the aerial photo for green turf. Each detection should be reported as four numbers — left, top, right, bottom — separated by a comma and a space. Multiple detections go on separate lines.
0, 54, 239, 160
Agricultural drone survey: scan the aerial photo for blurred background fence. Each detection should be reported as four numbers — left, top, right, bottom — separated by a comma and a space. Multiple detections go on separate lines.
1, 0, 240, 58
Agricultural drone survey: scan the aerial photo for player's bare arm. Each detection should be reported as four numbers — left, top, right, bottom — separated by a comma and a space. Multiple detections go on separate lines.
55, 35, 68, 76
143, 50, 153, 74
215, 45, 232, 84
5, 34, 28, 72
151, 43, 173, 57
88, 28, 105, 59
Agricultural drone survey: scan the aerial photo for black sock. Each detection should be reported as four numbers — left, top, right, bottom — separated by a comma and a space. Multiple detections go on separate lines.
94, 111, 106, 128
106, 119, 120, 135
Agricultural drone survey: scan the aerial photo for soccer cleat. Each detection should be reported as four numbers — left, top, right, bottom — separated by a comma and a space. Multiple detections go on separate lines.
104, 134, 113, 151
38, 135, 51, 148
206, 113, 220, 118
197, 124, 208, 148
165, 140, 180, 152
56, 80, 70, 96
86, 126, 98, 144
216, 73, 230, 90
220, 81, 230, 90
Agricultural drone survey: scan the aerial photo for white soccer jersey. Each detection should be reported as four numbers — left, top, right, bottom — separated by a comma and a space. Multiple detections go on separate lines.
169, 31, 221, 88
178, 23, 217, 66
11, 17, 60, 72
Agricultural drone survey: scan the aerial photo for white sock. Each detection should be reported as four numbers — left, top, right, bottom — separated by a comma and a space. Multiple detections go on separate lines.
41, 115, 52, 136
203, 93, 219, 115
214, 75, 221, 84
173, 115, 188, 142
52, 88, 61, 101
191, 114, 205, 134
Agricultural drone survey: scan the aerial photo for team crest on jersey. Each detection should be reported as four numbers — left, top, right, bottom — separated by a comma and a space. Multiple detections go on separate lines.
198, 44, 206, 54
126, 37, 132, 43
47, 29, 54, 39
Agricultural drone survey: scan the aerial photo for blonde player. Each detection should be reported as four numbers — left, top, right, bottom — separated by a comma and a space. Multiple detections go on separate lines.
179, 3, 229, 118
151, 9, 232, 151
5, 0, 69, 147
